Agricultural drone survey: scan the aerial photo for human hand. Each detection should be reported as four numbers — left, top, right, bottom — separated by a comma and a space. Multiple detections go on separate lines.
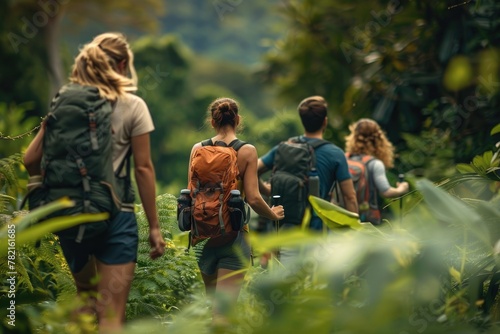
271, 205, 285, 220
396, 181, 409, 194
149, 227, 166, 260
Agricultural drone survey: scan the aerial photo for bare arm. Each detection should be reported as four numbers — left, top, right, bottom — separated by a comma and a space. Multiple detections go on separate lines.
132, 133, 166, 259
240, 146, 284, 221
187, 143, 201, 184
257, 158, 271, 197
339, 178, 359, 214
24, 124, 45, 176
380, 182, 409, 198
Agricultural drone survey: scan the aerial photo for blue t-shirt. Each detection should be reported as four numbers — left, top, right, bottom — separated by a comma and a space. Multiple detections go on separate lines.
260, 136, 351, 230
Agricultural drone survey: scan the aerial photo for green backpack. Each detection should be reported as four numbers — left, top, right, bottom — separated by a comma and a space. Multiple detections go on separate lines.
23, 83, 131, 243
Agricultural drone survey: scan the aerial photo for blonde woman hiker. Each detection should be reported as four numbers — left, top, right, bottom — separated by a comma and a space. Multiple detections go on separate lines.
24, 32, 166, 332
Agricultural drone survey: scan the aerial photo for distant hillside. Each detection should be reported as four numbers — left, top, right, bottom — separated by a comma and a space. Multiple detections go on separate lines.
160, 0, 286, 65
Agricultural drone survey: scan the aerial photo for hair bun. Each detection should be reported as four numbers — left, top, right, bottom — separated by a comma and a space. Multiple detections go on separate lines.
219, 102, 232, 113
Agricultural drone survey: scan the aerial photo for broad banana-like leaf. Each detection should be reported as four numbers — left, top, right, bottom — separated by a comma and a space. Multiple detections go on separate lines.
308, 195, 364, 230
416, 179, 490, 245
249, 227, 318, 255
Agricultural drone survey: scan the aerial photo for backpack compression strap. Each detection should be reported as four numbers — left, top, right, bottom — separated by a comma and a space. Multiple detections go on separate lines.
360, 155, 377, 210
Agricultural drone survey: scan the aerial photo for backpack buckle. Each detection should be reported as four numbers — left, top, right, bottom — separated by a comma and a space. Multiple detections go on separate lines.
76, 158, 88, 176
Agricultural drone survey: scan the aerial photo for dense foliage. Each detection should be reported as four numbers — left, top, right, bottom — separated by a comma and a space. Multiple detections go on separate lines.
261, 0, 500, 180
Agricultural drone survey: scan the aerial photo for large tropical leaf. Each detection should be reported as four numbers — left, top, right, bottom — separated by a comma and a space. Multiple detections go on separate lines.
308, 195, 364, 230
416, 179, 491, 247
0, 198, 109, 256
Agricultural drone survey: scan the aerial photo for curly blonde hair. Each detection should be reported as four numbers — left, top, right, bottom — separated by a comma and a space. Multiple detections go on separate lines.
345, 118, 395, 168
70, 32, 138, 101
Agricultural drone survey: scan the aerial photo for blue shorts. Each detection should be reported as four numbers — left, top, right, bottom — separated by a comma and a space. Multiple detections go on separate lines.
197, 231, 251, 276
58, 211, 139, 273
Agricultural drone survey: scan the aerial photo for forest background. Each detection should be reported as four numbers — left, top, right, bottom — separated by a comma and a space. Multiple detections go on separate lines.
1, 0, 500, 201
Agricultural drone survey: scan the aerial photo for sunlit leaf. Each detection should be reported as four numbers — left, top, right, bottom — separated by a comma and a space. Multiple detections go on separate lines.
491, 124, 500, 136
449, 266, 462, 284
308, 195, 363, 230
456, 163, 476, 174
0, 197, 75, 235
0, 212, 108, 256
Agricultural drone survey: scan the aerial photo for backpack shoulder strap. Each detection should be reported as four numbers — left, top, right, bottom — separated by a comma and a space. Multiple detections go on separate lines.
361, 154, 375, 164
201, 139, 213, 147
310, 139, 332, 149
289, 135, 331, 149
229, 139, 247, 151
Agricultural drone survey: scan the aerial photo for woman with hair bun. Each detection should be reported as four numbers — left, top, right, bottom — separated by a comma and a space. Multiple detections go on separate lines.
24, 32, 166, 332
187, 97, 285, 325
344, 118, 409, 221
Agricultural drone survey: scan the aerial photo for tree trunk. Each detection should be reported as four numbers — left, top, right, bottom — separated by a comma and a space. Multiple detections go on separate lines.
44, 10, 65, 100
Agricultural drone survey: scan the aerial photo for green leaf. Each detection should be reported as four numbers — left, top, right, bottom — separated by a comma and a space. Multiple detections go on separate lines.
416, 179, 490, 244
0, 212, 109, 257
1, 197, 76, 235
308, 195, 363, 230
491, 123, 500, 136
449, 267, 462, 284
456, 163, 475, 174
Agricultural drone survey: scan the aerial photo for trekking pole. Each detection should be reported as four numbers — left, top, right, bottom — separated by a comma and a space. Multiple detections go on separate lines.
272, 195, 281, 234
272, 195, 281, 262
398, 173, 404, 224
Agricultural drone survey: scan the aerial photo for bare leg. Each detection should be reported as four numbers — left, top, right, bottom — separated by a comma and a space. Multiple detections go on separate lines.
201, 272, 218, 298
95, 260, 136, 333
71, 257, 98, 318
211, 268, 245, 325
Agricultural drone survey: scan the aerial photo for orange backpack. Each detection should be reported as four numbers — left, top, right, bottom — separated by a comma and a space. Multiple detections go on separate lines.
188, 139, 247, 247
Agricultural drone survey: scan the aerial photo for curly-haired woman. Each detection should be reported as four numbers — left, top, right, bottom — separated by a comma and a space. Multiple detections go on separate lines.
344, 118, 409, 223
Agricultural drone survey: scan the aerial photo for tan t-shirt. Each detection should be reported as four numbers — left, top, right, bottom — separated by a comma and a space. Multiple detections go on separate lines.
111, 93, 154, 175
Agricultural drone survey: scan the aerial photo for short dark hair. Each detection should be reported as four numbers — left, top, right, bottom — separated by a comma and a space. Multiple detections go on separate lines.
297, 96, 327, 132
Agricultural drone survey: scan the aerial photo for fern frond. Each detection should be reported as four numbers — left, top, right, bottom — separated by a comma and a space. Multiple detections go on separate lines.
0, 194, 15, 214
0, 153, 23, 190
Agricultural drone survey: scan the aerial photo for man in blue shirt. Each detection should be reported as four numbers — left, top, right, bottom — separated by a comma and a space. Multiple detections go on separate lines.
258, 96, 358, 231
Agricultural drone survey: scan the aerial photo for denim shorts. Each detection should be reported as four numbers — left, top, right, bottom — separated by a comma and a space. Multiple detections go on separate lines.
58, 211, 139, 273
197, 231, 251, 276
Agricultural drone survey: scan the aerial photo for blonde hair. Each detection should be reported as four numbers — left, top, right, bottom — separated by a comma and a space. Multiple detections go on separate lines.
69, 32, 138, 101
345, 118, 395, 168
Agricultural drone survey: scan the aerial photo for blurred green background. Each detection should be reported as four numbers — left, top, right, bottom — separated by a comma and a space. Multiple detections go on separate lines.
2, 2, 500, 333
1, 0, 499, 196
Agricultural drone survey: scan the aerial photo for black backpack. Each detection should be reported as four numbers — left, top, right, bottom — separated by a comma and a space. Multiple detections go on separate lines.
22, 83, 132, 242
270, 136, 331, 225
